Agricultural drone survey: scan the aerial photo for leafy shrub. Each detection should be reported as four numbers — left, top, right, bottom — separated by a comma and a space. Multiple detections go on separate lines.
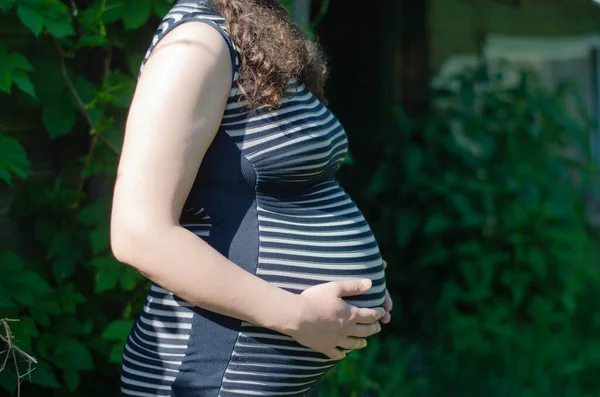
332, 64, 600, 396
0, 0, 171, 394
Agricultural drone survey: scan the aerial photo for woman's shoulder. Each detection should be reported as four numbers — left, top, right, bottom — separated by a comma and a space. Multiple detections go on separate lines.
141, 0, 237, 77
162, 0, 225, 24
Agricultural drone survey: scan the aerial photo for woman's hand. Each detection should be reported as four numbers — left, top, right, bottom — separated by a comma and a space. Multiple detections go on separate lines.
284, 279, 386, 361
381, 260, 393, 324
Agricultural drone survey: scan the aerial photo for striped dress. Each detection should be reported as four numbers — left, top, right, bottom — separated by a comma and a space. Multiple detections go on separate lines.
120, 1, 387, 396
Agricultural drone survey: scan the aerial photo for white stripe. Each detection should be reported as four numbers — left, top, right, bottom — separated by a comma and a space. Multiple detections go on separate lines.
231, 351, 335, 363
222, 377, 316, 387
256, 269, 385, 282
246, 119, 342, 160
225, 369, 326, 379
134, 325, 191, 343
259, 235, 376, 248
224, 82, 305, 111
239, 332, 295, 341
139, 315, 193, 330
257, 207, 365, 223
147, 295, 194, 308
236, 112, 334, 150
234, 341, 313, 353
260, 224, 372, 237
223, 95, 321, 131
260, 245, 381, 259
219, 387, 313, 396
121, 387, 170, 397
132, 329, 189, 349
257, 206, 360, 221
345, 297, 387, 308
143, 305, 194, 318
258, 256, 382, 270
262, 146, 347, 174
252, 129, 346, 165
122, 353, 180, 374
124, 343, 182, 366
121, 376, 171, 390
230, 361, 335, 371
129, 335, 187, 358
122, 363, 177, 382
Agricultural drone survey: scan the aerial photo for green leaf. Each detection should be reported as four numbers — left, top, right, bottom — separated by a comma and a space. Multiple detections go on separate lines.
57, 284, 86, 313
126, 52, 144, 76
91, 225, 110, 254
88, 107, 103, 127
54, 339, 94, 370
7, 52, 34, 72
52, 255, 77, 281
153, 0, 173, 17
44, 16, 75, 38
12, 289, 35, 306
8, 316, 38, 351
42, 100, 76, 139
92, 255, 122, 292
31, 362, 61, 389
102, 319, 134, 340
0, 134, 30, 184
63, 369, 79, 391
108, 341, 125, 363
0, 45, 36, 97
11, 70, 36, 98
0, 70, 11, 93
17, 5, 44, 37
0, 250, 26, 271
120, 267, 139, 291
0, 0, 14, 13
73, 75, 97, 104
19, 271, 52, 294
122, 0, 152, 29
423, 212, 452, 235
101, 0, 124, 24
78, 198, 111, 226
47, 229, 73, 259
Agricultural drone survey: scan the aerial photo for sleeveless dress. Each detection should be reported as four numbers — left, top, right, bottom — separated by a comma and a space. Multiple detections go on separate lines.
120, 1, 387, 396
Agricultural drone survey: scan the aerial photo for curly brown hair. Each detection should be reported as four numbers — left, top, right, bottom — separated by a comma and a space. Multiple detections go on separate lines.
211, 0, 328, 109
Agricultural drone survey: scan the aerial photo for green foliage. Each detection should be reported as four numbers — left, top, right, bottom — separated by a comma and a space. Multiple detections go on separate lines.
0, 0, 165, 394
330, 64, 600, 396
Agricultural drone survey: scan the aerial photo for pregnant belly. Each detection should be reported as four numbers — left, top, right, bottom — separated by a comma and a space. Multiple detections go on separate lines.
122, 181, 387, 397
216, 181, 387, 395
255, 179, 387, 309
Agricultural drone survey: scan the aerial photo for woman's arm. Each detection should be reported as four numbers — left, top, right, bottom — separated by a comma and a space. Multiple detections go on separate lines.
110, 22, 383, 360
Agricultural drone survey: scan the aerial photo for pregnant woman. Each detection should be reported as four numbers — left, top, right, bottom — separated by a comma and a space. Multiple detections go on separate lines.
110, 0, 391, 396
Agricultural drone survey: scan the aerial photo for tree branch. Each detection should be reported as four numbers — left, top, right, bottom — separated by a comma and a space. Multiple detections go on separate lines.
0, 319, 38, 397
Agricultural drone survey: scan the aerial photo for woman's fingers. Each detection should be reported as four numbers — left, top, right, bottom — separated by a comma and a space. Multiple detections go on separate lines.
383, 288, 393, 313
381, 311, 391, 324
349, 322, 381, 338
354, 307, 386, 324
337, 337, 367, 351
324, 348, 346, 360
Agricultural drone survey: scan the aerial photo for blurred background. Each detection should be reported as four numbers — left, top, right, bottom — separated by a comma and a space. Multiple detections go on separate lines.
3, 0, 600, 396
